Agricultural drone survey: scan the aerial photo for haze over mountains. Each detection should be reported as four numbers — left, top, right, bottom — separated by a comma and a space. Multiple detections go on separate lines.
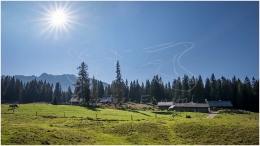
1, 73, 108, 91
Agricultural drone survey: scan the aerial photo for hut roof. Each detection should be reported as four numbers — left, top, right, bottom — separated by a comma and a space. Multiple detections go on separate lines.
174, 103, 209, 108
158, 102, 173, 106
69, 97, 83, 103
208, 101, 233, 107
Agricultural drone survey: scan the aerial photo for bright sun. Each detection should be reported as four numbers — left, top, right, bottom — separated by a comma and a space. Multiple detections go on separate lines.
51, 9, 67, 26
38, 2, 82, 39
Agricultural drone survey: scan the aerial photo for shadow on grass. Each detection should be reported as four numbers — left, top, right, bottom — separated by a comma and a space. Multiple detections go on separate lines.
84, 105, 101, 111
152, 111, 173, 115
127, 110, 152, 117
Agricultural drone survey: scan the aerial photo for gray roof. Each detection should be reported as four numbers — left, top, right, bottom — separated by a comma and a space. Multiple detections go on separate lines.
208, 101, 233, 107
69, 97, 83, 103
100, 96, 114, 103
158, 102, 173, 106
174, 103, 209, 108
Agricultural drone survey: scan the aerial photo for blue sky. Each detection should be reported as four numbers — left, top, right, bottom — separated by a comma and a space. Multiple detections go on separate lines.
1, 1, 259, 84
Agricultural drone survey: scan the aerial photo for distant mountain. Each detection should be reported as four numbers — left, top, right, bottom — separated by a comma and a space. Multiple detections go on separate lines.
1, 73, 109, 91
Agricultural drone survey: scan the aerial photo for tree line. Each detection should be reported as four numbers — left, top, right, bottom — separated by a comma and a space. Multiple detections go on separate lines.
1, 76, 74, 104
104, 61, 258, 112
2, 61, 259, 112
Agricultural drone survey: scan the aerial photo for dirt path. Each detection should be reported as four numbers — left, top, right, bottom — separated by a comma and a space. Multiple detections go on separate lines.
207, 113, 216, 118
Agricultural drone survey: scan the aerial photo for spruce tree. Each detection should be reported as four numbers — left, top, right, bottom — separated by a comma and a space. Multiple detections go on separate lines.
111, 60, 125, 106
204, 78, 211, 100
210, 74, 217, 100
172, 79, 177, 102
124, 79, 129, 100
188, 76, 196, 101
145, 79, 151, 96
98, 80, 105, 98
74, 62, 90, 105
182, 75, 189, 101
91, 76, 98, 102
54, 82, 62, 104
194, 75, 205, 103
65, 86, 73, 102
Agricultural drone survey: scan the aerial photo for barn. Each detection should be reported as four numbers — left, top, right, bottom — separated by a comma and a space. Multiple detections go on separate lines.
69, 95, 83, 105
100, 94, 115, 104
158, 102, 209, 112
208, 101, 233, 111
158, 102, 174, 110
172, 103, 209, 112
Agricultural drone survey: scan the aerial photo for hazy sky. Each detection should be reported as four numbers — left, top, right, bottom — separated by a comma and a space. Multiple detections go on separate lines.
1, 1, 259, 84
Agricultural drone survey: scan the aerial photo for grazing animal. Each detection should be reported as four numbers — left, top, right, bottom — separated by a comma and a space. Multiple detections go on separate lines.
186, 114, 191, 118
7, 104, 19, 111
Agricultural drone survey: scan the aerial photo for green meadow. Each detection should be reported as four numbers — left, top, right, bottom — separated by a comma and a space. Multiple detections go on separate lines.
1, 103, 259, 145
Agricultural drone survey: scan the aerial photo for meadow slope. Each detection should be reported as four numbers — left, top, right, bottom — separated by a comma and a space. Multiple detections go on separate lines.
1, 104, 259, 145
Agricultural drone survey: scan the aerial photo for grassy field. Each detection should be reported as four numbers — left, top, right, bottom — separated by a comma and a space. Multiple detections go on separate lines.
1, 103, 259, 145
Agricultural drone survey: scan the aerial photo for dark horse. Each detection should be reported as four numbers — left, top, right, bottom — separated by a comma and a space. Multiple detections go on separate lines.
7, 104, 19, 111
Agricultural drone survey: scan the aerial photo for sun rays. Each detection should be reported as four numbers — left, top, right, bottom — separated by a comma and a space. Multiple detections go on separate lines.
37, 2, 82, 39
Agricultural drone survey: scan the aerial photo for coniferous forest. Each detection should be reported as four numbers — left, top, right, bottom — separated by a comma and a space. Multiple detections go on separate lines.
1, 62, 259, 112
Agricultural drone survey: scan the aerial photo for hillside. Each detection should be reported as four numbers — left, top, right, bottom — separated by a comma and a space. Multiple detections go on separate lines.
1, 104, 259, 145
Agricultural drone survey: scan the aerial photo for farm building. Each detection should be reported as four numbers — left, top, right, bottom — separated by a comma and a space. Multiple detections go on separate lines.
171, 103, 209, 112
158, 100, 233, 113
158, 102, 174, 110
69, 95, 83, 105
158, 102, 209, 112
100, 94, 115, 104
207, 100, 233, 111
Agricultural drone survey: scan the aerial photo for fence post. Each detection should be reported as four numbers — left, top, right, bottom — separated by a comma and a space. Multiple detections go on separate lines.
36, 111, 37, 116
96, 114, 97, 119
131, 115, 133, 121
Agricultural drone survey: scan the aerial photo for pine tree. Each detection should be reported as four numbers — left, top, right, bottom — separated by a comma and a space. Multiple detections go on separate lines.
65, 86, 73, 102
173, 77, 182, 102
243, 76, 252, 111
54, 82, 61, 104
145, 79, 151, 96
172, 79, 177, 102
188, 76, 196, 101
204, 78, 211, 101
5, 76, 15, 102
129, 81, 134, 102
231, 76, 238, 108
74, 62, 90, 105
216, 79, 222, 100
182, 75, 189, 101
251, 78, 259, 112
111, 60, 125, 106
194, 75, 205, 103
210, 74, 217, 100
105, 84, 112, 95
237, 78, 244, 109
141, 82, 145, 95
98, 80, 105, 98
166, 81, 172, 101
135, 79, 141, 102
124, 79, 129, 100
151, 75, 160, 101
91, 76, 98, 102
